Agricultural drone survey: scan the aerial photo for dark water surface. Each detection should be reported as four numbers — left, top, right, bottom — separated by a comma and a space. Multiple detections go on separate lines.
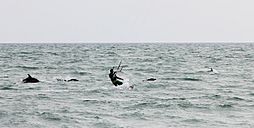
0, 43, 254, 128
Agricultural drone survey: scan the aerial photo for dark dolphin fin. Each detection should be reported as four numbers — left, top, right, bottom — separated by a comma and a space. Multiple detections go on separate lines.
27, 74, 32, 78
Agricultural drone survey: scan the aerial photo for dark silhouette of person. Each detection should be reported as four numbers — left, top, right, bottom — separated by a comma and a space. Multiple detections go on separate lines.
109, 69, 123, 86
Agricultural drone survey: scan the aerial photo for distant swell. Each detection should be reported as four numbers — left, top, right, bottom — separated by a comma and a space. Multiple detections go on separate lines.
218, 104, 233, 108
0, 86, 17, 90
15, 66, 40, 70
162, 77, 202, 81
180, 78, 202, 81
39, 112, 62, 121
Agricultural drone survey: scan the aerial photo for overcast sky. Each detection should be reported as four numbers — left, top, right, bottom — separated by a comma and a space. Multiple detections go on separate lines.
0, 0, 254, 43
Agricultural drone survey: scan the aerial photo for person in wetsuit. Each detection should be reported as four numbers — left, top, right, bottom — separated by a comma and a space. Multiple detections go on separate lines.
109, 69, 123, 86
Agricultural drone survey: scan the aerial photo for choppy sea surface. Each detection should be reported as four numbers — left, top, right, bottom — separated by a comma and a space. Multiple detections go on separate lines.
0, 43, 254, 128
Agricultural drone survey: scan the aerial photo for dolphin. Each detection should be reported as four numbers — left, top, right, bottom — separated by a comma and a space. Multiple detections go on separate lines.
23, 74, 40, 83
208, 67, 219, 74
67, 79, 79, 82
146, 78, 156, 81
57, 78, 79, 82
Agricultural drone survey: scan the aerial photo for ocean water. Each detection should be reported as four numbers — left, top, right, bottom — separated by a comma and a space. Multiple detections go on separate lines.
0, 43, 254, 128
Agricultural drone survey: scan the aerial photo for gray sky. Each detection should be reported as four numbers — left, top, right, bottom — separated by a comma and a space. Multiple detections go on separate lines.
0, 0, 254, 43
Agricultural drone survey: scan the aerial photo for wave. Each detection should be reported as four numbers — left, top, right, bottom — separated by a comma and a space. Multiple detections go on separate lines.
161, 77, 202, 81
180, 78, 202, 81
227, 96, 245, 101
38, 112, 62, 121
177, 102, 193, 109
82, 99, 111, 104
72, 71, 92, 76
17, 51, 32, 54
92, 121, 121, 128
0, 86, 17, 90
36, 94, 50, 100
218, 104, 234, 108
119, 112, 147, 120
123, 101, 157, 110
15, 65, 40, 70
46, 52, 59, 56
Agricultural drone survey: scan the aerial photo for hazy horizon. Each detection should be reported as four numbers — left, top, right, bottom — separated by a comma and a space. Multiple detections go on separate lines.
1, 0, 254, 43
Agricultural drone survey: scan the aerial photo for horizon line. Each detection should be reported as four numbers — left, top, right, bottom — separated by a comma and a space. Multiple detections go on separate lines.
0, 41, 254, 44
